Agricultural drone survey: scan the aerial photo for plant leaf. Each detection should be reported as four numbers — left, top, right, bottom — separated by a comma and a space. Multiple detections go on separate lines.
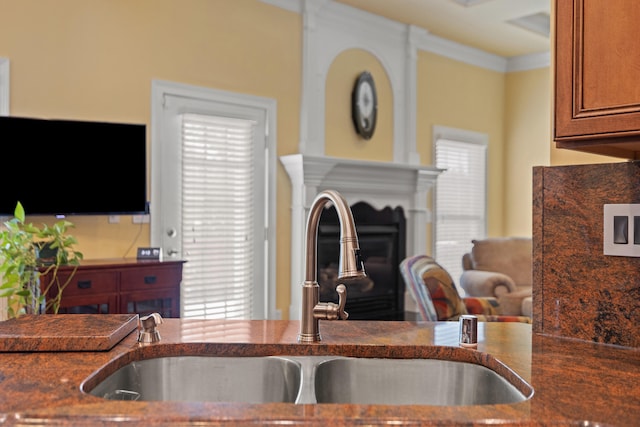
14, 202, 25, 223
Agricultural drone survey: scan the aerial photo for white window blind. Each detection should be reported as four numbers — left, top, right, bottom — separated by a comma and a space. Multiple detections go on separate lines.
435, 137, 487, 294
180, 113, 256, 319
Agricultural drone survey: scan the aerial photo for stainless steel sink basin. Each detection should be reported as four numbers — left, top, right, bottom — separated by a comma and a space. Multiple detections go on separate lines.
86, 355, 531, 406
313, 357, 529, 405
88, 356, 302, 403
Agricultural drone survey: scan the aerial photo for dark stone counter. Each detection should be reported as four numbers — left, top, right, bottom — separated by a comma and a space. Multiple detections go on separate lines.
0, 318, 637, 426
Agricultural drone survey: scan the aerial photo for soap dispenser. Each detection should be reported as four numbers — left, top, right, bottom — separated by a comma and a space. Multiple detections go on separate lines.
138, 313, 163, 343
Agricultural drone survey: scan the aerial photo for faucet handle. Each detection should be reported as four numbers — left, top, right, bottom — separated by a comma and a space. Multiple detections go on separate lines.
312, 284, 349, 321
335, 284, 349, 320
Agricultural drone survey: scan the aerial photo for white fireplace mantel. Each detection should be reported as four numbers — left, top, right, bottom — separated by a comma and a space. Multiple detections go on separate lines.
280, 154, 442, 319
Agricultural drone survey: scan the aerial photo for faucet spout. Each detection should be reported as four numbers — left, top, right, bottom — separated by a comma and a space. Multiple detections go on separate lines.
298, 190, 366, 343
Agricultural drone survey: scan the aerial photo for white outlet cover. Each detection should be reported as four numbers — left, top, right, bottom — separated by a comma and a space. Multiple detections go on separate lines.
603, 204, 640, 256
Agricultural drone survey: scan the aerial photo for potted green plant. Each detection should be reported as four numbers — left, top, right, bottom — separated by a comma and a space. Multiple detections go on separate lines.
0, 202, 83, 319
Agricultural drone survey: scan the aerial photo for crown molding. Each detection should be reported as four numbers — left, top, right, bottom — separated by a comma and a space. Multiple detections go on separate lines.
262, 0, 549, 72
318, 0, 407, 46
415, 30, 508, 72
506, 51, 550, 72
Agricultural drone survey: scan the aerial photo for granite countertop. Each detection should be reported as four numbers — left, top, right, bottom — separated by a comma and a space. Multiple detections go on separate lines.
0, 318, 638, 426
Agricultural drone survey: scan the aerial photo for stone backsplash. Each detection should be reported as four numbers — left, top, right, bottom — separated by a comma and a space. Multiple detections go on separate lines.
533, 161, 640, 348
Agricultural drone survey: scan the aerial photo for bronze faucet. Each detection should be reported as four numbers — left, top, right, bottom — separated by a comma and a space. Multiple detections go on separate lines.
298, 190, 367, 343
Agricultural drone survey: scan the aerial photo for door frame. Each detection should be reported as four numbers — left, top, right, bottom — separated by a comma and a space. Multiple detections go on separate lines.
150, 79, 278, 319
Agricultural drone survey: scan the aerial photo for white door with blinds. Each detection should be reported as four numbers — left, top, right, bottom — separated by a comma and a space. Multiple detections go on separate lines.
151, 81, 276, 320
433, 126, 487, 294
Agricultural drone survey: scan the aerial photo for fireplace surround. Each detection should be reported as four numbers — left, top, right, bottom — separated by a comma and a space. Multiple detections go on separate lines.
281, 154, 441, 320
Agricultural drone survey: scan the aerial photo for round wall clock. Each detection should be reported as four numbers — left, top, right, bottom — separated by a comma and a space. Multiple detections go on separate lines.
351, 71, 378, 140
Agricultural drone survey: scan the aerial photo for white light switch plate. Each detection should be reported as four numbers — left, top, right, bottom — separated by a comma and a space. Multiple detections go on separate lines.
603, 204, 640, 256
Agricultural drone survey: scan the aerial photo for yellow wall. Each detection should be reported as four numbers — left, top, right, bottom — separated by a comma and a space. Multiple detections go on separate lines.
2, 0, 604, 318
416, 51, 506, 237
504, 67, 551, 237
0, 0, 302, 317
550, 144, 621, 166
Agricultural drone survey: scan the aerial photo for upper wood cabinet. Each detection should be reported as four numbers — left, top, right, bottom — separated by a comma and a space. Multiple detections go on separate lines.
554, 0, 640, 159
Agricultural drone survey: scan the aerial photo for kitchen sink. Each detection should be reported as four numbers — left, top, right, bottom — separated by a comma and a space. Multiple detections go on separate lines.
313, 357, 529, 405
85, 355, 532, 405
87, 356, 302, 403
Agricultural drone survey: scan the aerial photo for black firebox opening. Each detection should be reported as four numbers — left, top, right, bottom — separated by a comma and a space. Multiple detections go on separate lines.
316, 202, 406, 320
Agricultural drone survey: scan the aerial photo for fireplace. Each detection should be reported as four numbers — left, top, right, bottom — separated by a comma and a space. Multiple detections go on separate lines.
317, 202, 406, 320
280, 154, 442, 320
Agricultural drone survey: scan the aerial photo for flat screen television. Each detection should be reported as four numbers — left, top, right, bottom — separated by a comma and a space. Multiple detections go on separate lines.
0, 116, 148, 216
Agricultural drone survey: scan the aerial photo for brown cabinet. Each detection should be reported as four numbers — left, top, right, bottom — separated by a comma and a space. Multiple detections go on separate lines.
41, 259, 184, 318
554, 0, 640, 158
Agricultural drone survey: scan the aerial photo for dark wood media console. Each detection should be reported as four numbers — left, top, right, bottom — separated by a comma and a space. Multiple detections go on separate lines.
40, 259, 185, 318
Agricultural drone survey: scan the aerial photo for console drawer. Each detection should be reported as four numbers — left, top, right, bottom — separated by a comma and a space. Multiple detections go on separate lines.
52, 271, 118, 297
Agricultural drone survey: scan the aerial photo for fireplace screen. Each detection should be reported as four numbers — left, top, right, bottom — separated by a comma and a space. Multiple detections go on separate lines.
316, 202, 405, 320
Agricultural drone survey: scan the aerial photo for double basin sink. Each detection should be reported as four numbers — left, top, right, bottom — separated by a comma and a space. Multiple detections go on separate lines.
85, 355, 533, 406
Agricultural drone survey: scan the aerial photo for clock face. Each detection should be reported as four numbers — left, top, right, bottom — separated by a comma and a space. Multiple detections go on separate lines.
351, 72, 377, 139
357, 81, 374, 118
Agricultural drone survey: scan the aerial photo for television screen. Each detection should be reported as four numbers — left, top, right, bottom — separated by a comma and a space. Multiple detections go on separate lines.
0, 116, 148, 216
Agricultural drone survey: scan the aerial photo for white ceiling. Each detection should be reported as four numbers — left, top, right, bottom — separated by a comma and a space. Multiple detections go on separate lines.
334, 0, 551, 58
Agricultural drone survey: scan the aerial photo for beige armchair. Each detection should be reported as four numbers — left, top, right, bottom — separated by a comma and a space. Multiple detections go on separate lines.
460, 237, 532, 317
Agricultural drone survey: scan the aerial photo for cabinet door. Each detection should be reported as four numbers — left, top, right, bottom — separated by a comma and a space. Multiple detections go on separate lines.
55, 294, 118, 315
555, 0, 640, 157
121, 288, 180, 318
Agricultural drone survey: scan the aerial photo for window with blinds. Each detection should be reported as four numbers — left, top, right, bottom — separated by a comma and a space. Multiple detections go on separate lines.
434, 134, 487, 294
180, 113, 257, 319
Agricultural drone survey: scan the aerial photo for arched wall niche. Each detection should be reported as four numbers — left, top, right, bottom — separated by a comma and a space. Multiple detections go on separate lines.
299, 0, 416, 163
325, 48, 394, 161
